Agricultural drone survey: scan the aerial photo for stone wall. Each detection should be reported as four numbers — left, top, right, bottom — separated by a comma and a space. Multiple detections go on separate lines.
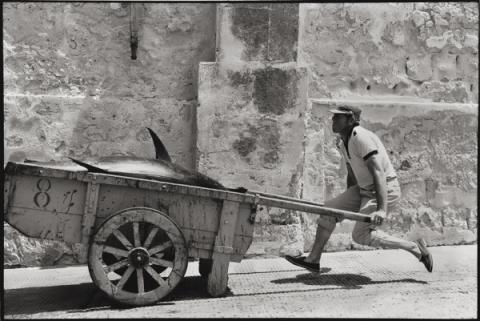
4, 3, 478, 266
302, 99, 477, 252
298, 2, 478, 252
4, 2, 216, 168
4, 2, 216, 267
299, 3, 478, 103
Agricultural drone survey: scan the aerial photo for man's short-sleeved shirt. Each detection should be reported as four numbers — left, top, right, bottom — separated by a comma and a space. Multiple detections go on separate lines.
337, 126, 396, 190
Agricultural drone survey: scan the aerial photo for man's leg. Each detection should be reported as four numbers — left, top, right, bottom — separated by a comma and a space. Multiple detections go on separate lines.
351, 182, 421, 259
305, 186, 362, 264
352, 219, 421, 258
305, 218, 336, 263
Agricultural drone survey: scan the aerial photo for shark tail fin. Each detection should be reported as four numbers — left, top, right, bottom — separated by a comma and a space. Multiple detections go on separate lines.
68, 157, 109, 173
147, 127, 172, 162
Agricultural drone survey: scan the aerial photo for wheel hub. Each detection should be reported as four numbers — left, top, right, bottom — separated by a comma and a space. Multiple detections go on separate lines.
128, 247, 150, 268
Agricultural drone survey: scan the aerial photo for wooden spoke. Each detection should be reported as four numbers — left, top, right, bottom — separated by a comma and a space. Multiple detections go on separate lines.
113, 230, 133, 250
150, 256, 174, 268
116, 266, 135, 290
148, 240, 173, 256
133, 222, 141, 247
103, 246, 129, 258
105, 259, 129, 273
136, 268, 145, 294
173, 270, 184, 278
143, 227, 159, 248
145, 265, 168, 288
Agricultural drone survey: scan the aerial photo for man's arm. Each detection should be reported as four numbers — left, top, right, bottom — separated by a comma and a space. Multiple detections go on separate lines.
346, 163, 357, 188
365, 153, 387, 225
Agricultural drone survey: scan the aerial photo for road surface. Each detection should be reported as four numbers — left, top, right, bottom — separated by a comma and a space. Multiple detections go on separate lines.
3, 245, 477, 318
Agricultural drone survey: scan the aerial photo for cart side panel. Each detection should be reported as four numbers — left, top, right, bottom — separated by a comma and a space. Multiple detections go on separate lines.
5, 175, 88, 244
95, 185, 221, 228
94, 185, 255, 260
94, 185, 223, 251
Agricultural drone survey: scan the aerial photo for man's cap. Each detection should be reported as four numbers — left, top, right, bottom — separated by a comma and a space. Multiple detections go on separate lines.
329, 105, 361, 121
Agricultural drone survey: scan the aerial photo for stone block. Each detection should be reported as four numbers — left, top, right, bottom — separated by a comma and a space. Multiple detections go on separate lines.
401, 180, 427, 204
455, 54, 478, 102
198, 62, 308, 254
464, 34, 478, 52
198, 62, 308, 194
406, 54, 433, 82
4, 223, 87, 267
412, 10, 430, 27
419, 81, 471, 103
268, 4, 299, 62
246, 222, 304, 258
432, 51, 458, 81
216, 3, 298, 63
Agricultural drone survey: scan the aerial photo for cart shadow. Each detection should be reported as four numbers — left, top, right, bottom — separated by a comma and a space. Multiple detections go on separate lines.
4, 272, 427, 315
3, 282, 105, 315
3, 276, 220, 315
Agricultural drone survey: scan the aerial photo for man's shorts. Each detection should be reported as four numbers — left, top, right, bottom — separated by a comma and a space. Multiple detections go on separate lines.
317, 179, 401, 230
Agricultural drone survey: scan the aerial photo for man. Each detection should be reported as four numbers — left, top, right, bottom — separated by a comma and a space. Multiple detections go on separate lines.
285, 105, 433, 273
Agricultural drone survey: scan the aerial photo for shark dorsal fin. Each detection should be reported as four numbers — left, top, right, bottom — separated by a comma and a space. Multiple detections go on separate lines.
147, 127, 172, 162
68, 157, 109, 173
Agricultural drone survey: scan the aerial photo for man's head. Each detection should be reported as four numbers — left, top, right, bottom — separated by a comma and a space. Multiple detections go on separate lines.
329, 105, 361, 134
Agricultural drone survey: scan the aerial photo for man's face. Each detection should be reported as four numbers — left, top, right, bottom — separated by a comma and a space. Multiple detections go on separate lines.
331, 114, 353, 133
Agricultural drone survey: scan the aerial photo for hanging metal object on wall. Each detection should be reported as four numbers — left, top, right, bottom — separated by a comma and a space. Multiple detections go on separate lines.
130, 3, 138, 60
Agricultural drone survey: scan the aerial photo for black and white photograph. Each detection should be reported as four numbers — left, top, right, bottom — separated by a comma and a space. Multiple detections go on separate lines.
3, 1, 478, 318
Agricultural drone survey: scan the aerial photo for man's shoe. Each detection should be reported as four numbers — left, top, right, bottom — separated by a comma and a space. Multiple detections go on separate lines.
285, 255, 320, 273
415, 238, 433, 273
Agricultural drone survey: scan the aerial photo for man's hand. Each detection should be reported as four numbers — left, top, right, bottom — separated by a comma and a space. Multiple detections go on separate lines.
371, 210, 386, 225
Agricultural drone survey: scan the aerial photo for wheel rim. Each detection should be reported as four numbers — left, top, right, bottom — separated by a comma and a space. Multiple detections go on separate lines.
88, 207, 188, 306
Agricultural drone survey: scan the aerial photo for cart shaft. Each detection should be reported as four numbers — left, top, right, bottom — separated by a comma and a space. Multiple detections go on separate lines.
256, 195, 371, 223
246, 189, 325, 207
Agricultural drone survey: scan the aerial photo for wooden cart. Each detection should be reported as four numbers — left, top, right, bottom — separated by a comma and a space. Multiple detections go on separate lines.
3, 161, 371, 306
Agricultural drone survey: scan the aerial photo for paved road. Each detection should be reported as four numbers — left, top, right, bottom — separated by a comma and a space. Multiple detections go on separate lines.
3, 245, 477, 318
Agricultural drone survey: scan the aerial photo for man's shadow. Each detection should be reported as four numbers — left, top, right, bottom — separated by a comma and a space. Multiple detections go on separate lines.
271, 269, 428, 290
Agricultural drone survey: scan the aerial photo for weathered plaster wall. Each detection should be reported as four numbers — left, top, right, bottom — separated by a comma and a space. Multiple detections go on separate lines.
198, 62, 308, 258
197, 3, 306, 258
4, 2, 216, 267
216, 3, 298, 65
4, 2, 216, 168
303, 99, 477, 252
299, 3, 478, 104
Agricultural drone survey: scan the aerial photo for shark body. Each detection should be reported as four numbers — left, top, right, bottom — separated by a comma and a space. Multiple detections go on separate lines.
24, 128, 225, 190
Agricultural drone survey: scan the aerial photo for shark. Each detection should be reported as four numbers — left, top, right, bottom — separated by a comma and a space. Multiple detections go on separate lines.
23, 128, 235, 191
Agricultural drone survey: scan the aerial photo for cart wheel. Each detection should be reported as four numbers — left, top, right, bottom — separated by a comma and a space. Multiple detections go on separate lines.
199, 258, 213, 278
88, 207, 188, 306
